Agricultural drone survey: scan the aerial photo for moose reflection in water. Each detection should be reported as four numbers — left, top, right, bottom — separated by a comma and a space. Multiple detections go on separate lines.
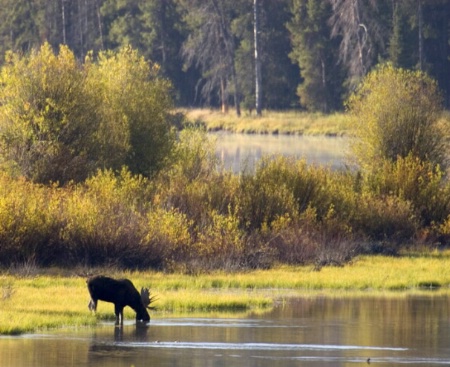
87, 275, 155, 326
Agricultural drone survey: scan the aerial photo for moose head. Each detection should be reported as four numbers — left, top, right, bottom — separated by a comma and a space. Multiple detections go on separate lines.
87, 275, 156, 326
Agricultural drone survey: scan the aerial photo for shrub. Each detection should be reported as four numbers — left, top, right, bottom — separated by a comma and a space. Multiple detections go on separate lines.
350, 193, 418, 245
144, 208, 194, 270
0, 44, 175, 184
269, 208, 358, 267
237, 156, 311, 231
193, 210, 245, 271
0, 43, 100, 184
155, 129, 238, 226
0, 173, 62, 265
168, 128, 220, 182
347, 63, 446, 170
86, 47, 176, 177
364, 155, 450, 225
60, 169, 150, 267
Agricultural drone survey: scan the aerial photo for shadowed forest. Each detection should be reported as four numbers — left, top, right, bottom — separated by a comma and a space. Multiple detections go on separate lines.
0, 0, 449, 112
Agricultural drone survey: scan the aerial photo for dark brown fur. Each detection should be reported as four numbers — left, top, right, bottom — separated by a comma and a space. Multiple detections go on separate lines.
87, 275, 150, 325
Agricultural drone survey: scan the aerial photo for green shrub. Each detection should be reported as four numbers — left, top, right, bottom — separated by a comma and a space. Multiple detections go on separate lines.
169, 128, 220, 182
87, 47, 176, 177
193, 210, 245, 271
268, 208, 358, 267
0, 173, 62, 265
60, 169, 150, 267
350, 193, 418, 245
347, 63, 446, 169
144, 208, 194, 270
237, 156, 318, 231
364, 155, 450, 225
0, 44, 100, 184
0, 44, 175, 184
155, 129, 238, 226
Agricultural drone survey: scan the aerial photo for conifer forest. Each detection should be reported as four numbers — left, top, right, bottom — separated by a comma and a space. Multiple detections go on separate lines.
1, 0, 449, 112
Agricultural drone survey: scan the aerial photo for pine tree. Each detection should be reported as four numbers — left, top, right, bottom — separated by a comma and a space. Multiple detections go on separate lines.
180, 0, 241, 116
0, 0, 40, 56
288, 0, 342, 112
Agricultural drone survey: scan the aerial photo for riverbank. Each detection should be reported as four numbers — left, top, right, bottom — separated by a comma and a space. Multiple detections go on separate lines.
182, 108, 352, 136
1, 251, 449, 335
182, 108, 450, 137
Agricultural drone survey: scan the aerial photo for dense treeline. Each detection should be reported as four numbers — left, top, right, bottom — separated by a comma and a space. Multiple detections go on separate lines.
0, 0, 449, 111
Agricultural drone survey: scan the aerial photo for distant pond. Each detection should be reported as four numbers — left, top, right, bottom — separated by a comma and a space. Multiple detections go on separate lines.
211, 132, 350, 173
2, 295, 450, 367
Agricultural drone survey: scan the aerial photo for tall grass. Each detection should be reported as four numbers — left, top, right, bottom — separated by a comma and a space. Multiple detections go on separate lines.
181, 108, 352, 135
133, 251, 450, 291
0, 276, 96, 334
2, 252, 450, 334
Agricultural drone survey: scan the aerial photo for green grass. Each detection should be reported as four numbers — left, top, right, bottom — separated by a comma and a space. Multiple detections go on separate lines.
182, 108, 450, 137
134, 251, 450, 291
182, 108, 353, 136
0, 277, 97, 335
2, 251, 450, 335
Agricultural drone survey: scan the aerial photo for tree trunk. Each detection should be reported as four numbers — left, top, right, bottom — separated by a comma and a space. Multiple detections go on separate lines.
254, 0, 262, 116
95, 0, 104, 50
61, 0, 67, 44
418, 0, 424, 70
231, 62, 241, 117
221, 78, 228, 113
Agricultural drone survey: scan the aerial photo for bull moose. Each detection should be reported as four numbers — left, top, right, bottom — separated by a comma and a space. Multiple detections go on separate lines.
87, 275, 155, 326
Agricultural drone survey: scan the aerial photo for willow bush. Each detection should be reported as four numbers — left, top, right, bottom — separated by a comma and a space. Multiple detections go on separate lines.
0, 129, 449, 270
0, 173, 62, 265
347, 63, 446, 170
0, 43, 175, 185
364, 155, 450, 226
0, 44, 100, 184
60, 169, 152, 267
86, 47, 176, 177
145, 208, 194, 270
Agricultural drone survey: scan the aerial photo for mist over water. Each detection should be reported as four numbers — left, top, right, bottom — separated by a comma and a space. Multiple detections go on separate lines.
212, 133, 350, 173
2, 295, 450, 367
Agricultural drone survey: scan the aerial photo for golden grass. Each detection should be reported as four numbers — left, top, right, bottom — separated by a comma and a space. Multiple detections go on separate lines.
181, 108, 353, 136
1, 251, 450, 335
182, 108, 450, 137
0, 277, 96, 335
131, 251, 450, 291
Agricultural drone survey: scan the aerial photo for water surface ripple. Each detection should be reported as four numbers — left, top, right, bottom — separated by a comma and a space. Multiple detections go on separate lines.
2, 296, 450, 366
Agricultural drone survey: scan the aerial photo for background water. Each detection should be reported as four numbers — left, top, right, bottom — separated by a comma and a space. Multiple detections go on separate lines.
212, 133, 350, 172
1, 295, 450, 366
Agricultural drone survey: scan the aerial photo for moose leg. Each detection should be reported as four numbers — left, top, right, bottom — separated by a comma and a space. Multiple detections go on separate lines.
114, 305, 124, 326
88, 299, 97, 312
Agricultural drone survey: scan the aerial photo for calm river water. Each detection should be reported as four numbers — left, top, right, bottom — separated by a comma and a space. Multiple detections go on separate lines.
1, 295, 450, 366
212, 133, 350, 172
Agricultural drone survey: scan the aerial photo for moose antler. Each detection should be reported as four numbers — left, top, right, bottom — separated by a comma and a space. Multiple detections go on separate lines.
140, 287, 157, 310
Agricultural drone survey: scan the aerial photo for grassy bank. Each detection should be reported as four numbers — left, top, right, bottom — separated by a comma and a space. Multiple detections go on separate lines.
182, 108, 450, 136
1, 251, 450, 335
182, 108, 352, 135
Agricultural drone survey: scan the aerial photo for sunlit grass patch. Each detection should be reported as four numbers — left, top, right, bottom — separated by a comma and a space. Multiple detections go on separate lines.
158, 289, 273, 312
128, 252, 450, 293
0, 273, 273, 335
2, 251, 450, 335
181, 108, 353, 136
0, 276, 97, 335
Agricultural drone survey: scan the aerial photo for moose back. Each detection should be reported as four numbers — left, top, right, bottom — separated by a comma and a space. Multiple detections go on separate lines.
87, 275, 153, 326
